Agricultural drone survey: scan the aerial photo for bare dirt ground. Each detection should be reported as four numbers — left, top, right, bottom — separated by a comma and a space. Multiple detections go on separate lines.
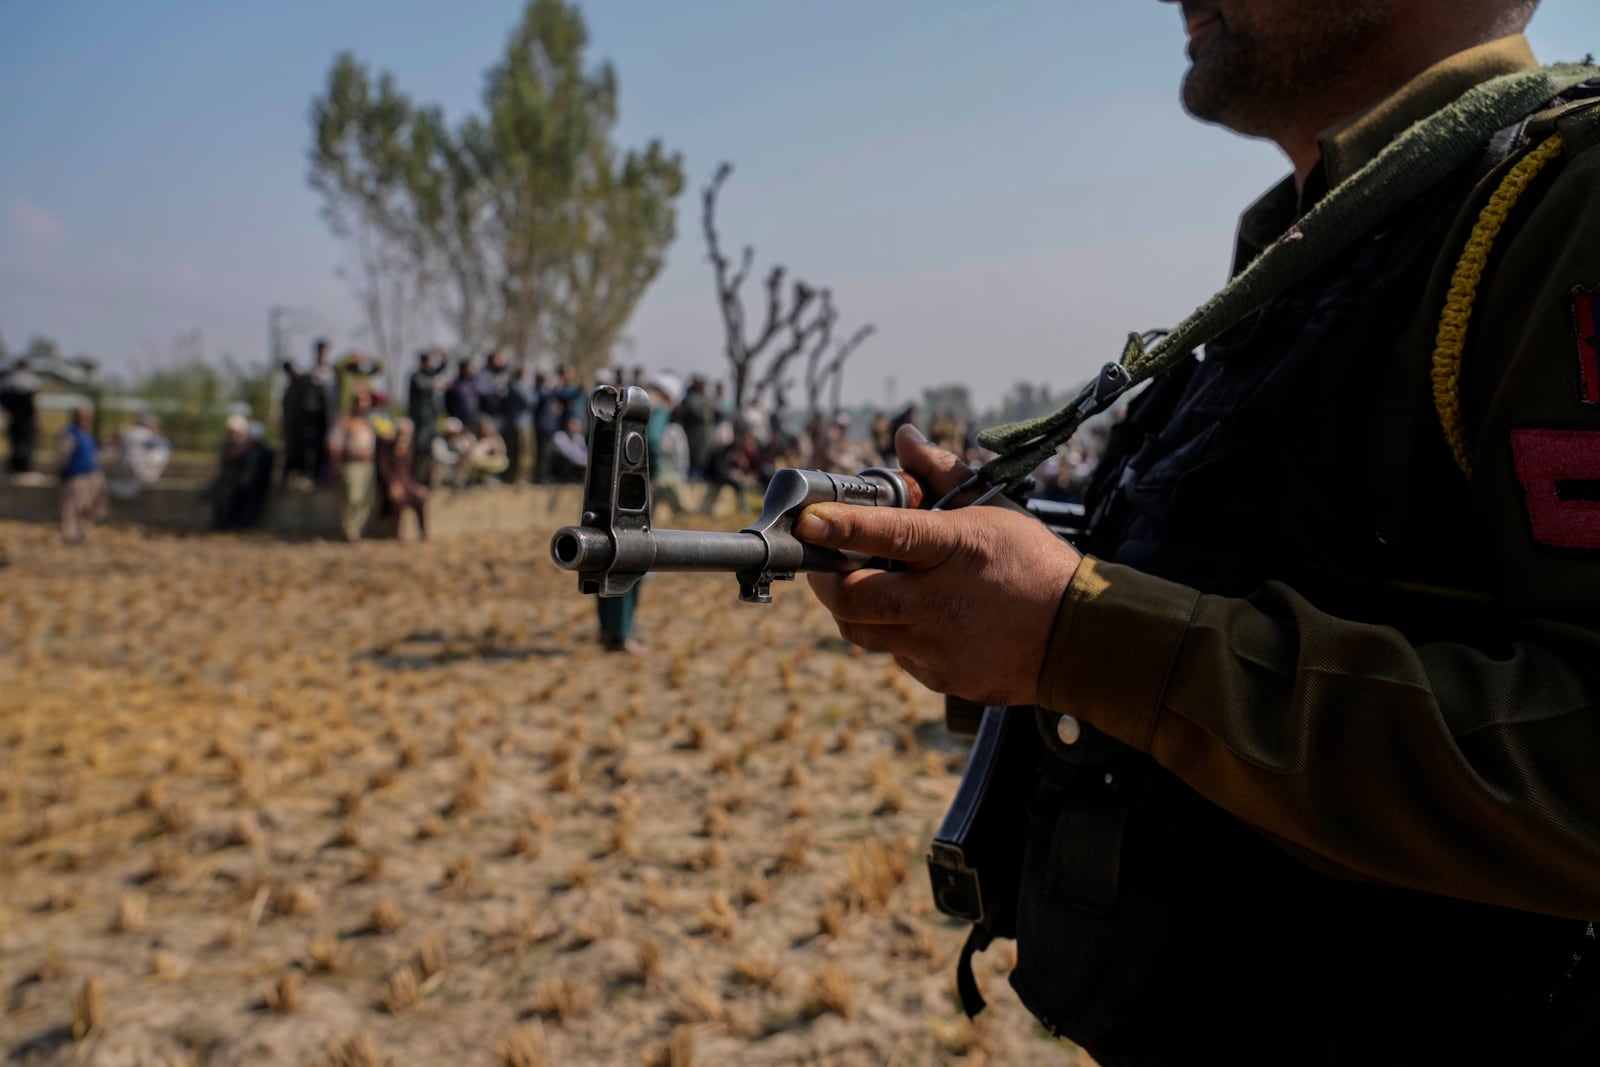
0, 516, 1088, 1066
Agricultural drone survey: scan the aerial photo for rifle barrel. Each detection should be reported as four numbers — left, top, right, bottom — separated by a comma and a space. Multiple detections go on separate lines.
551, 526, 772, 574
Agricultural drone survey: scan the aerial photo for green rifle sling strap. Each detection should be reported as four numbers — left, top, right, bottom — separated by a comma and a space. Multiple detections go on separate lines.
975, 62, 1600, 492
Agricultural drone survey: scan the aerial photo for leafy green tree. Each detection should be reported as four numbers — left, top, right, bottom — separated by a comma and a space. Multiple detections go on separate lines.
309, 53, 439, 370
24, 336, 61, 362
471, 0, 600, 363
309, 0, 683, 374
136, 359, 228, 452
131, 352, 276, 453
413, 105, 497, 357
225, 357, 277, 428
546, 139, 685, 373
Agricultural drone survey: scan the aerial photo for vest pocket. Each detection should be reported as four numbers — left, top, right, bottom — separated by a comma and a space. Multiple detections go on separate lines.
1009, 765, 1306, 1062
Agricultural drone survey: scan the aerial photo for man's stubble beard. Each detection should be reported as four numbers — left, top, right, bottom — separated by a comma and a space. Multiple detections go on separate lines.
1180, 1, 1396, 140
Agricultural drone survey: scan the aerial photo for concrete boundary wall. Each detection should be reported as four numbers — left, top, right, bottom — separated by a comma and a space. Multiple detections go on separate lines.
0, 476, 592, 540
0, 476, 755, 537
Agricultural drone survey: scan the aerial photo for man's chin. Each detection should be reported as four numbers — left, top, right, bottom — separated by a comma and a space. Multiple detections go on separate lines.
1179, 70, 1224, 125
1179, 52, 1257, 130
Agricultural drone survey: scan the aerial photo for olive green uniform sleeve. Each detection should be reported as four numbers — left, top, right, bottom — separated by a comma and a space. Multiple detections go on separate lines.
1037, 128, 1600, 922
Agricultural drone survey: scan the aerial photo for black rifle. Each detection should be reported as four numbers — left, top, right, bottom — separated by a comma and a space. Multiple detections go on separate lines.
549, 385, 923, 603
550, 385, 1087, 604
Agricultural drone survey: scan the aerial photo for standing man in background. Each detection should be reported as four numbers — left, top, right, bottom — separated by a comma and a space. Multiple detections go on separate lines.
279, 361, 311, 486
510, 364, 536, 483
333, 349, 385, 417
407, 350, 444, 484
445, 356, 480, 434
305, 339, 336, 485
328, 390, 379, 542
674, 375, 715, 479
478, 350, 524, 482
56, 405, 104, 543
535, 365, 582, 484
1, 357, 41, 475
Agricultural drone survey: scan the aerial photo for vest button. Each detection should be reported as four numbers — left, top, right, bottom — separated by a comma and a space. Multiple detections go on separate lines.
1056, 714, 1082, 746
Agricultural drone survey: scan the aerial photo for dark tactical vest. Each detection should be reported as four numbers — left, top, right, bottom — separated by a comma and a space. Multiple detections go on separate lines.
1004, 106, 1600, 1066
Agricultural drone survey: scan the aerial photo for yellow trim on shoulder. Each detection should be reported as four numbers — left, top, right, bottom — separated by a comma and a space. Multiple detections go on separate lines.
1431, 132, 1565, 478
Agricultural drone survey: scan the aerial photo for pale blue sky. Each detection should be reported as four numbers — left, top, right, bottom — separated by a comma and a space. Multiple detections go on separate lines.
0, 2, 1592, 409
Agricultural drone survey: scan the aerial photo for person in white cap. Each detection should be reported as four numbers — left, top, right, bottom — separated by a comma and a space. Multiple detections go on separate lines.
211, 413, 252, 530
108, 412, 172, 501
430, 416, 472, 488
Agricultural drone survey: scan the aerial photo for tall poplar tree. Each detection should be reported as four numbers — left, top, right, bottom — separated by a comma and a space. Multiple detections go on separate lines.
308, 54, 438, 371
308, 0, 683, 373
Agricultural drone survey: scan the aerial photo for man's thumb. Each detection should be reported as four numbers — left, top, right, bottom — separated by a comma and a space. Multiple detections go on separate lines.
894, 423, 970, 498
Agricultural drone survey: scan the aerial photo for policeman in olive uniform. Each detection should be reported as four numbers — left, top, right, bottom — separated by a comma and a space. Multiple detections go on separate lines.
799, 0, 1600, 1062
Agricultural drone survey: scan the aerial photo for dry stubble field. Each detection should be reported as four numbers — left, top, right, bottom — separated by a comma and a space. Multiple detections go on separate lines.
0, 513, 1088, 1066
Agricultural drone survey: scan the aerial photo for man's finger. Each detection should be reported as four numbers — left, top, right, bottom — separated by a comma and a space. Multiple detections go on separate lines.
807, 568, 967, 626
892, 655, 943, 694
794, 502, 965, 565
893, 423, 1025, 514
835, 619, 921, 658
894, 424, 972, 500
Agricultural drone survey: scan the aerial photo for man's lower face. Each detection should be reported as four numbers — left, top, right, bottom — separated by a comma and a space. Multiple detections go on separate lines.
1175, 0, 1396, 133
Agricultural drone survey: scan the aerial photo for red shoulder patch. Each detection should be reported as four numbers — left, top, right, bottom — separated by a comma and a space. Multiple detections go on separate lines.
1573, 285, 1600, 406
1510, 428, 1600, 550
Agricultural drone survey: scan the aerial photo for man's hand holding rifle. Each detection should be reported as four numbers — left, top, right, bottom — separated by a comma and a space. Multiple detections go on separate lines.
798, 425, 1080, 710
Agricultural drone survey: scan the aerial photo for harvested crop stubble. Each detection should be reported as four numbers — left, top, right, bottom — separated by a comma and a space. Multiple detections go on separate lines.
0, 520, 1081, 1066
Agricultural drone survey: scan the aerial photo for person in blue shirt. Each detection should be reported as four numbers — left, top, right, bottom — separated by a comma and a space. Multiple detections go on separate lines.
57, 405, 105, 544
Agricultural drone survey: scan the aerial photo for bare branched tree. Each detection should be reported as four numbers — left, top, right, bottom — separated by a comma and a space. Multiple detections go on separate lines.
798, 294, 840, 424
703, 163, 828, 408
754, 287, 835, 409
814, 323, 876, 418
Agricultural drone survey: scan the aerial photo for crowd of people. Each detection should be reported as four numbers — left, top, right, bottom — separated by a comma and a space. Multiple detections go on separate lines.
5, 338, 1110, 548
278, 340, 1021, 536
